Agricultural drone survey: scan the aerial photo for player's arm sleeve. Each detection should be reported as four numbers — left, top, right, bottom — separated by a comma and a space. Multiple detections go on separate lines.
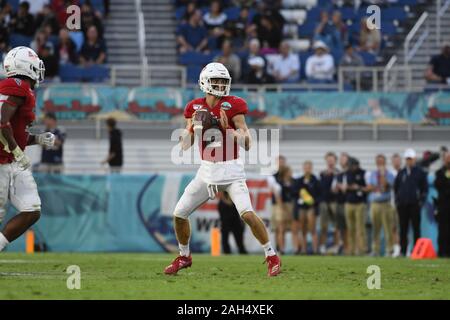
228, 97, 248, 120
0, 95, 25, 152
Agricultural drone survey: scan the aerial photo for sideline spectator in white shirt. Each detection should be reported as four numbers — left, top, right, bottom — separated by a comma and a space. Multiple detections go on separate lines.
305, 40, 335, 82
270, 41, 300, 83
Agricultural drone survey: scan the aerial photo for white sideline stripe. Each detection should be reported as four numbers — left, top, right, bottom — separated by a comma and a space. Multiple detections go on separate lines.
0, 259, 59, 264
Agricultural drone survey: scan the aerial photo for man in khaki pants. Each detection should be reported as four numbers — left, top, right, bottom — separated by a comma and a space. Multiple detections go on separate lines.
344, 158, 368, 255
367, 154, 395, 256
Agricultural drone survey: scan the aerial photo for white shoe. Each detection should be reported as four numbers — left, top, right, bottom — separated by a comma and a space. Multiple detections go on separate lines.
392, 244, 401, 258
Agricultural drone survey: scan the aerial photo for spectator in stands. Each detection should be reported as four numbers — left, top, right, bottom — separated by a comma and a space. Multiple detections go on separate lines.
41, 43, 59, 80
9, 1, 34, 36
305, 40, 335, 83
57, 27, 78, 64
332, 10, 347, 45
394, 148, 428, 256
344, 157, 368, 256
257, 14, 281, 53
425, 43, 450, 85
319, 152, 341, 255
367, 154, 395, 256
40, 112, 66, 174
314, 11, 343, 55
203, 0, 227, 29
434, 152, 450, 257
216, 21, 243, 51
233, 6, 252, 43
176, 9, 208, 53
359, 17, 381, 54
218, 191, 248, 254
31, 29, 55, 57
34, 4, 59, 35
79, 25, 106, 65
81, 2, 104, 39
269, 41, 300, 83
181, 1, 197, 23
244, 38, 273, 84
102, 118, 123, 173
214, 39, 241, 82
340, 44, 364, 88
293, 161, 321, 255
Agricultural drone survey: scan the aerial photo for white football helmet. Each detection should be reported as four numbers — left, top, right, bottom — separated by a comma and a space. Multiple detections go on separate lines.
198, 62, 231, 97
3, 46, 45, 85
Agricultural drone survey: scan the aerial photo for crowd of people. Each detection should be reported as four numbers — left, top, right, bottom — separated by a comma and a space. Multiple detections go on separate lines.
0, 0, 108, 82
176, 0, 383, 86
265, 147, 450, 258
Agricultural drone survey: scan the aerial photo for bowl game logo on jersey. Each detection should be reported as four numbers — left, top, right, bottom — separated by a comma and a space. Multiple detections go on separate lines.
193, 104, 203, 110
220, 101, 232, 110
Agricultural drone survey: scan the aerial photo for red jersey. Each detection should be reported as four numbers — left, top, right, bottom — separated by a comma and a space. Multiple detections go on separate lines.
0, 78, 36, 164
184, 95, 248, 162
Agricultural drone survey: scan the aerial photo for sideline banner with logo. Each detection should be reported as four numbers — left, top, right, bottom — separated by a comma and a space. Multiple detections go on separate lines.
3, 173, 438, 253
35, 85, 450, 124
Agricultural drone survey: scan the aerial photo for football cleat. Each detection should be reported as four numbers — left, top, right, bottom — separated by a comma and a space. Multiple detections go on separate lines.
164, 255, 192, 275
265, 255, 281, 277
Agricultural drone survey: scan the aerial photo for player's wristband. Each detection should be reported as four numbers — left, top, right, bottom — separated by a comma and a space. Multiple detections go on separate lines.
12, 146, 24, 158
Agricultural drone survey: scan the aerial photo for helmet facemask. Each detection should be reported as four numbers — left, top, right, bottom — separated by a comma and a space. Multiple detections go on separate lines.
205, 77, 231, 97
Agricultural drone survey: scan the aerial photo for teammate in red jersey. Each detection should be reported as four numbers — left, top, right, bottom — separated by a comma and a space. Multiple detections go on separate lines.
164, 63, 281, 276
0, 47, 55, 251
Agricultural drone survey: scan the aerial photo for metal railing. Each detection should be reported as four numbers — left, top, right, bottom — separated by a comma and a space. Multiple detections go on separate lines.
404, 12, 430, 66
437, 0, 450, 46
109, 64, 187, 87
135, 0, 148, 85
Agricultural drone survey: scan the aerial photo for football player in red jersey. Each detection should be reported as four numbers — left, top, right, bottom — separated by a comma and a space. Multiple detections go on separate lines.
164, 63, 281, 276
0, 47, 56, 251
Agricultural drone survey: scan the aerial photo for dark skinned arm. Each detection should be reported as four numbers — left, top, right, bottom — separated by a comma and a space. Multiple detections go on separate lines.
0, 95, 25, 152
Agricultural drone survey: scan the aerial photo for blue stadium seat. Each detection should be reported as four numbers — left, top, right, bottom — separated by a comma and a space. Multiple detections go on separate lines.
187, 65, 203, 83
81, 65, 109, 82
179, 51, 211, 65
7, 0, 19, 11
59, 64, 83, 82
9, 34, 33, 48
298, 20, 316, 37
307, 7, 321, 22
359, 51, 376, 66
340, 7, 356, 20
381, 21, 397, 36
175, 6, 186, 20
396, 0, 417, 5
224, 6, 241, 21
382, 7, 407, 21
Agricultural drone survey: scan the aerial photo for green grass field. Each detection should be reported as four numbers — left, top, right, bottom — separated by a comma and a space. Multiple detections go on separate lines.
0, 253, 449, 300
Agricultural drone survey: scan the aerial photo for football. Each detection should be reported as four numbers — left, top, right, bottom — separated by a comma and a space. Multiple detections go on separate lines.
193, 109, 217, 131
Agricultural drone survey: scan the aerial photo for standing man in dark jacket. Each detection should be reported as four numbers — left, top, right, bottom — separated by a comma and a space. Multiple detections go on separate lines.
344, 157, 368, 256
434, 152, 450, 257
101, 118, 123, 173
394, 149, 428, 256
